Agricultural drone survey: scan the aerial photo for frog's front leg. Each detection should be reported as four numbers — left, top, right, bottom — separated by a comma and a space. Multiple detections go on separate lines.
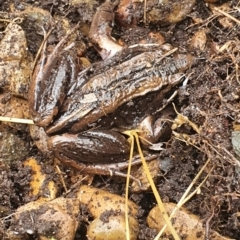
138, 109, 174, 148
138, 91, 177, 147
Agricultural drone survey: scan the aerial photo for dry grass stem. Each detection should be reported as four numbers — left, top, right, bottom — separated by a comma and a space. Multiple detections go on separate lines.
125, 133, 135, 240
214, 7, 240, 25
123, 130, 181, 240
0, 116, 34, 124
55, 164, 68, 193
155, 158, 212, 239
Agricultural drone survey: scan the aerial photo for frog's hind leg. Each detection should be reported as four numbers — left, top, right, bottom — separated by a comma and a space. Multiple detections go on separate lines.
29, 24, 80, 127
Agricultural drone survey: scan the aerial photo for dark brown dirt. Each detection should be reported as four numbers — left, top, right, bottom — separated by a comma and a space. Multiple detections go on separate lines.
0, 0, 240, 239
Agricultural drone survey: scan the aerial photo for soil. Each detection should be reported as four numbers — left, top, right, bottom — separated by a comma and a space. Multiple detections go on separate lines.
0, 0, 240, 239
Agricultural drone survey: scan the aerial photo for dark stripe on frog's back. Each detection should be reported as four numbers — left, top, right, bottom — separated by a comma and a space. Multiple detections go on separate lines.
47, 47, 193, 134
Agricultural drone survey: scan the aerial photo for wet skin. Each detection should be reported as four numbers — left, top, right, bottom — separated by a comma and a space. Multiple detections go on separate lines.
28, 1, 193, 174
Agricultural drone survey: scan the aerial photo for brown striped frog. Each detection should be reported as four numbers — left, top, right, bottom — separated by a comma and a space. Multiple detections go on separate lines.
28, 0, 194, 176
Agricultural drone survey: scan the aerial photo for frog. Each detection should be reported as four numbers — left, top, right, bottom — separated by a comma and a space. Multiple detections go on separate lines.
28, 0, 194, 176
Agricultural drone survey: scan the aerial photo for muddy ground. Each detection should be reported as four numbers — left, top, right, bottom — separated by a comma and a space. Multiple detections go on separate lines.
0, 0, 240, 239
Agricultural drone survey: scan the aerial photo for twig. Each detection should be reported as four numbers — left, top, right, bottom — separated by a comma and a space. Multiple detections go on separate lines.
144, 0, 147, 24
0, 116, 34, 124
55, 164, 68, 193
214, 7, 240, 25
